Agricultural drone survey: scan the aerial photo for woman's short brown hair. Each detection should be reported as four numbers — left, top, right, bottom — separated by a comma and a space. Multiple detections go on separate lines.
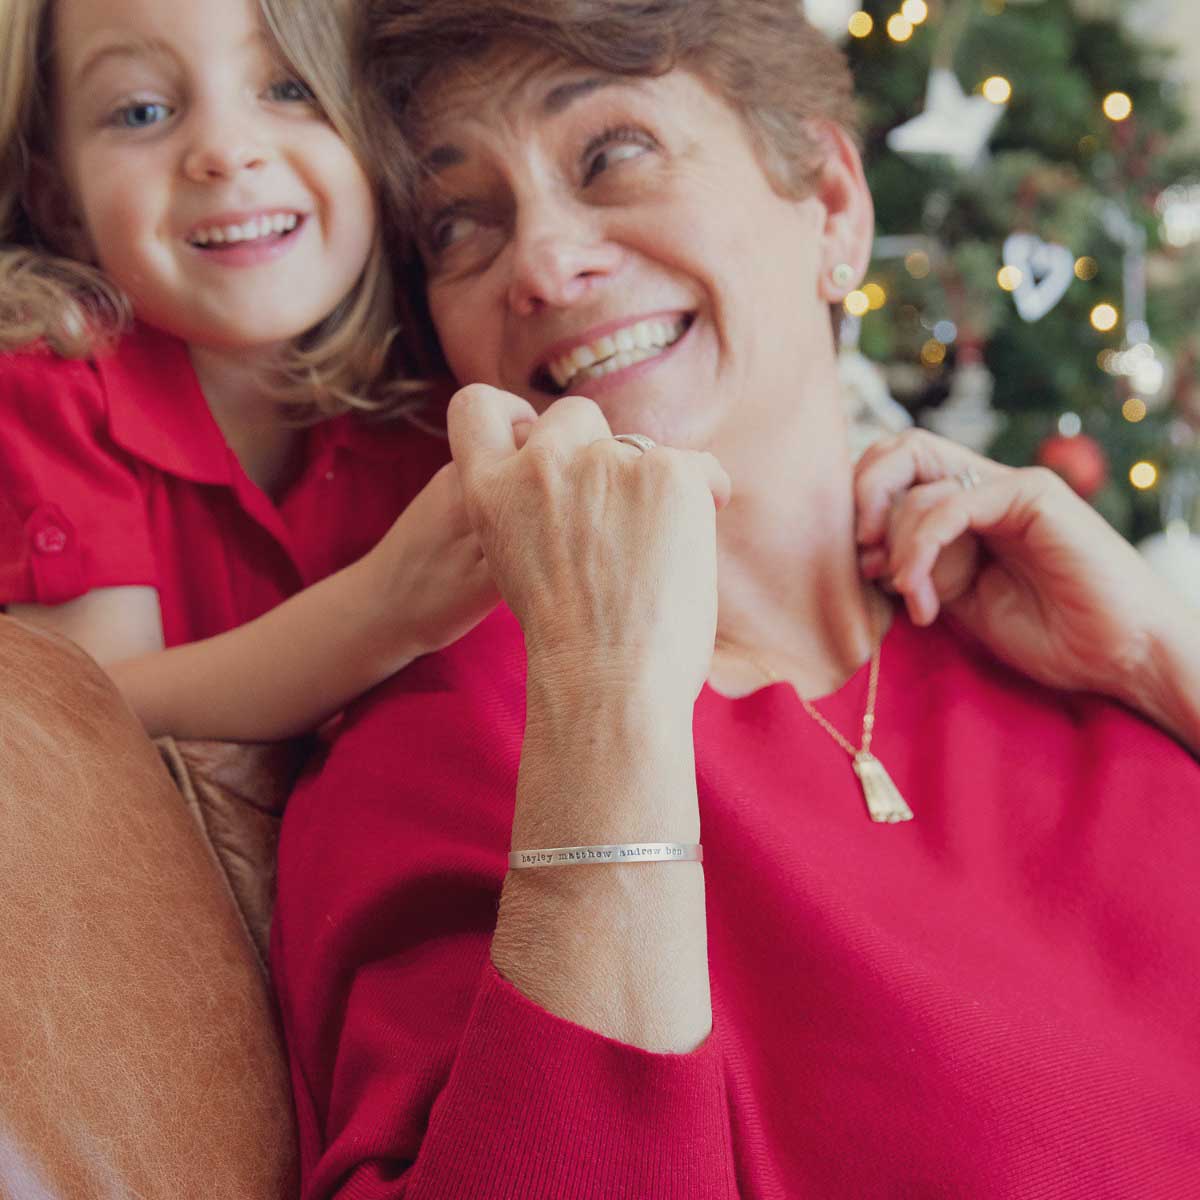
365, 0, 859, 370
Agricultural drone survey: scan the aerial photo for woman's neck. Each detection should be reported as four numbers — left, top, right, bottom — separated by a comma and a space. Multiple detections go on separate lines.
710, 393, 887, 699
188, 344, 305, 499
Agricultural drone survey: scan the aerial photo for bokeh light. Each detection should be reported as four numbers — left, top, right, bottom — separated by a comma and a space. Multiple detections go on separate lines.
1129, 461, 1158, 490
887, 14, 914, 41
1074, 256, 1099, 281
1121, 397, 1148, 423
997, 265, 1023, 292
862, 283, 888, 310
848, 10, 874, 38
1090, 303, 1119, 332
844, 290, 871, 317
921, 339, 947, 366
905, 250, 932, 279
1103, 92, 1133, 122
982, 76, 1012, 105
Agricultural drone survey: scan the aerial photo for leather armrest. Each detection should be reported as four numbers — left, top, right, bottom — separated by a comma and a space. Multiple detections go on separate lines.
0, 618, 297, 1199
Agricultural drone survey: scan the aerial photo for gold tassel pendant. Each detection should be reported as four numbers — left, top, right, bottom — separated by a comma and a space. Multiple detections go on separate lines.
852, 752, 914, 824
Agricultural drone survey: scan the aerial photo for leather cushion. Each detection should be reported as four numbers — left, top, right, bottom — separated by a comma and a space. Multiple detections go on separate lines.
0, 616, 297, 1199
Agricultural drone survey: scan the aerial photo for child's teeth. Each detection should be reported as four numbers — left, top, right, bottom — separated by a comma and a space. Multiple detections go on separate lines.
191, 214, 300, 246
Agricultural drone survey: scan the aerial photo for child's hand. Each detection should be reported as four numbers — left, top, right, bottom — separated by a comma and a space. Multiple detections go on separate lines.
367, 461, 500, 659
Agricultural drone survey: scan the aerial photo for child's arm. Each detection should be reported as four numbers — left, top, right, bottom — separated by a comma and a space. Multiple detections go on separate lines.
9, 464, 497, 740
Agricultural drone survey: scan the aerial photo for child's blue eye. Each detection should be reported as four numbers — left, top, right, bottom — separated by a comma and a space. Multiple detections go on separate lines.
269, 78, 316, 103
114, 101, 171, 129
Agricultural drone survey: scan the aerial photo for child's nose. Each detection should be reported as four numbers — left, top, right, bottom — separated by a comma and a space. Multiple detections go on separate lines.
182, 114, 269, 182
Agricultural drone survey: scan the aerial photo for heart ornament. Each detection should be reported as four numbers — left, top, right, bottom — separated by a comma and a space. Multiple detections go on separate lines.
1002, 234, 1075, 323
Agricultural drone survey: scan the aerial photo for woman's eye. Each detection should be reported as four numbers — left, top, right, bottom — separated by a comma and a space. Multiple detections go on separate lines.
429, 212, 480, 253
582, 129, 654, 186
268, 78, 316, 104
112, 101, 172, 129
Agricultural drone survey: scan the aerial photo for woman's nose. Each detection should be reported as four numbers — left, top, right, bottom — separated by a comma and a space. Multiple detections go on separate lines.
505, 206, 622, 317
181, 109, 269, 183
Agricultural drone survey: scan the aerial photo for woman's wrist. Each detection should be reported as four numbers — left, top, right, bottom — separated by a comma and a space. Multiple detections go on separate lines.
516, 648, 702, 840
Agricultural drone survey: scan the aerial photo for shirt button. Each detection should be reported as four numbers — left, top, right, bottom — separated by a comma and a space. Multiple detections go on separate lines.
33, 526, 68, 555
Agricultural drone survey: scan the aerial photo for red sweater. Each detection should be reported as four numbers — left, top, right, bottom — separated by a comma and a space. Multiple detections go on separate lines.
272, 605, 1200, 1199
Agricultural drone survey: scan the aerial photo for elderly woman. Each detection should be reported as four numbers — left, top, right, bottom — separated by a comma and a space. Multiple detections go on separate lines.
271, 1, 1200, 1196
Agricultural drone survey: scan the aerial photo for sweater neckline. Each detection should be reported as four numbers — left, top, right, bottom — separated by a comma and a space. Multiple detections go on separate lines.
703, 600, 910, 711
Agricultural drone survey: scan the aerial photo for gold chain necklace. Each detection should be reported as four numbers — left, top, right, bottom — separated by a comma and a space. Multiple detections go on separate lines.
716, 629, 913, 824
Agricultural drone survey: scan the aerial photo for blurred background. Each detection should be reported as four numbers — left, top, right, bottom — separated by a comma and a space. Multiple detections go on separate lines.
810, 0, 1200, 602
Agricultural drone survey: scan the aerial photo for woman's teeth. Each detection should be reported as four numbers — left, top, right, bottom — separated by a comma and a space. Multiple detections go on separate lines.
548, 316, 688, 390
189, 213, 299, 247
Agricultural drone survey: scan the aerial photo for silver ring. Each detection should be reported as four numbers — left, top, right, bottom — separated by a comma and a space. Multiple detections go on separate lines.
956, 467, 982, 491
612, 433, 657, 455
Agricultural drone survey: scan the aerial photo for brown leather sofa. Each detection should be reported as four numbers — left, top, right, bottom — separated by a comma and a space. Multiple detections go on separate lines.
0, 615, 299, 1198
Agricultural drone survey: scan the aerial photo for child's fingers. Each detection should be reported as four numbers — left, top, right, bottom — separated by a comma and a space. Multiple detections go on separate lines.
447, 384, 539, 484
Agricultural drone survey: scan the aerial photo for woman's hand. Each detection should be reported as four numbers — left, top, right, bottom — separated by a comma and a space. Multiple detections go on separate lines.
447, 384, 731, 702
854, 429, 1190, 709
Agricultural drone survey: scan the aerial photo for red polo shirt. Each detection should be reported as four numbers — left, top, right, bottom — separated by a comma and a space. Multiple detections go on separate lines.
0, 324, 447, 646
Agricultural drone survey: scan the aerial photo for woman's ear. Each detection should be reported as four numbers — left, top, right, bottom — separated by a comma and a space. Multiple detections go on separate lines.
807, 122, 875, 302
23, 157, 94, 261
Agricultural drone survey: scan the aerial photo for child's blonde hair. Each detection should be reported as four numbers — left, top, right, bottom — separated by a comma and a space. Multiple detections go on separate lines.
0, 0, 420, 419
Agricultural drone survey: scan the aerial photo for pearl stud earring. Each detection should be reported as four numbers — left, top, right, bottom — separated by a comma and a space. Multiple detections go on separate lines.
831, 263, 856, 289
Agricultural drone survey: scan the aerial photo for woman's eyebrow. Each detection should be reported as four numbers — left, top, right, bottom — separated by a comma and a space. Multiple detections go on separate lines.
541, 76, 618, 115
420, 76, 626, 174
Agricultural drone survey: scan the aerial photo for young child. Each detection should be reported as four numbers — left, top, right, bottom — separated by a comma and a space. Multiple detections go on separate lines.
0, 0, 495, 739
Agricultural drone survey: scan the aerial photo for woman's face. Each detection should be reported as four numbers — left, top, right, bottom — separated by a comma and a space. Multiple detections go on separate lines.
412, 55, 863, 448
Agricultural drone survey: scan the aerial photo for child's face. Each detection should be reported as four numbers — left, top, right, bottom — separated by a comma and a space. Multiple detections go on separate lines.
49, 0, 377, 352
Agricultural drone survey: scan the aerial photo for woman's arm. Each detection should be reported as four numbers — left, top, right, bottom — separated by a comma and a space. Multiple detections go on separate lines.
448, 385, 730, 1053
10, 464, 497, 740
493, 661, 710, 1052
274, 385, 737, 1197
272, 625, 737, 1199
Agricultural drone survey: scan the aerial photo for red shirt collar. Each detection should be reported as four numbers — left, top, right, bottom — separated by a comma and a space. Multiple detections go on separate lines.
96, 323, 234, 486
96, 322, 445, 480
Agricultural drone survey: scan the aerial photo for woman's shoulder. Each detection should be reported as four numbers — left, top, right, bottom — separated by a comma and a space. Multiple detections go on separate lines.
895, 610, 1198, 771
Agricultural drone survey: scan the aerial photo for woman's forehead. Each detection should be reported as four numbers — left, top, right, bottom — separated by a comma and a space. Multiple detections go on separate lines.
411, 44, 641, 141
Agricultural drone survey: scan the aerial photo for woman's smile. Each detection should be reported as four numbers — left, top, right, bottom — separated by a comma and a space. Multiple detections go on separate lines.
534, 311, 693, 395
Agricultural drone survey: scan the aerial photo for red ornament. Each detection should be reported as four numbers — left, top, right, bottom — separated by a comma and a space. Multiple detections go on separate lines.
1036, 432, 1108, 499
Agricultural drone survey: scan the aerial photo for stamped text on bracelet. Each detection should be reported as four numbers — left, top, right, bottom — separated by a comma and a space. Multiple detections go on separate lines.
508, 842, 704, 870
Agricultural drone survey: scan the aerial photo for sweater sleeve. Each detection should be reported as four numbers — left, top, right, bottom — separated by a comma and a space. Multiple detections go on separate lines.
270, 620, 738, 1200
0, 348, 156, 605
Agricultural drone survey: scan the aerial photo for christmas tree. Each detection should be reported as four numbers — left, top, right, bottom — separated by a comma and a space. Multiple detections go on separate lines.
815, 0, 1200, 559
